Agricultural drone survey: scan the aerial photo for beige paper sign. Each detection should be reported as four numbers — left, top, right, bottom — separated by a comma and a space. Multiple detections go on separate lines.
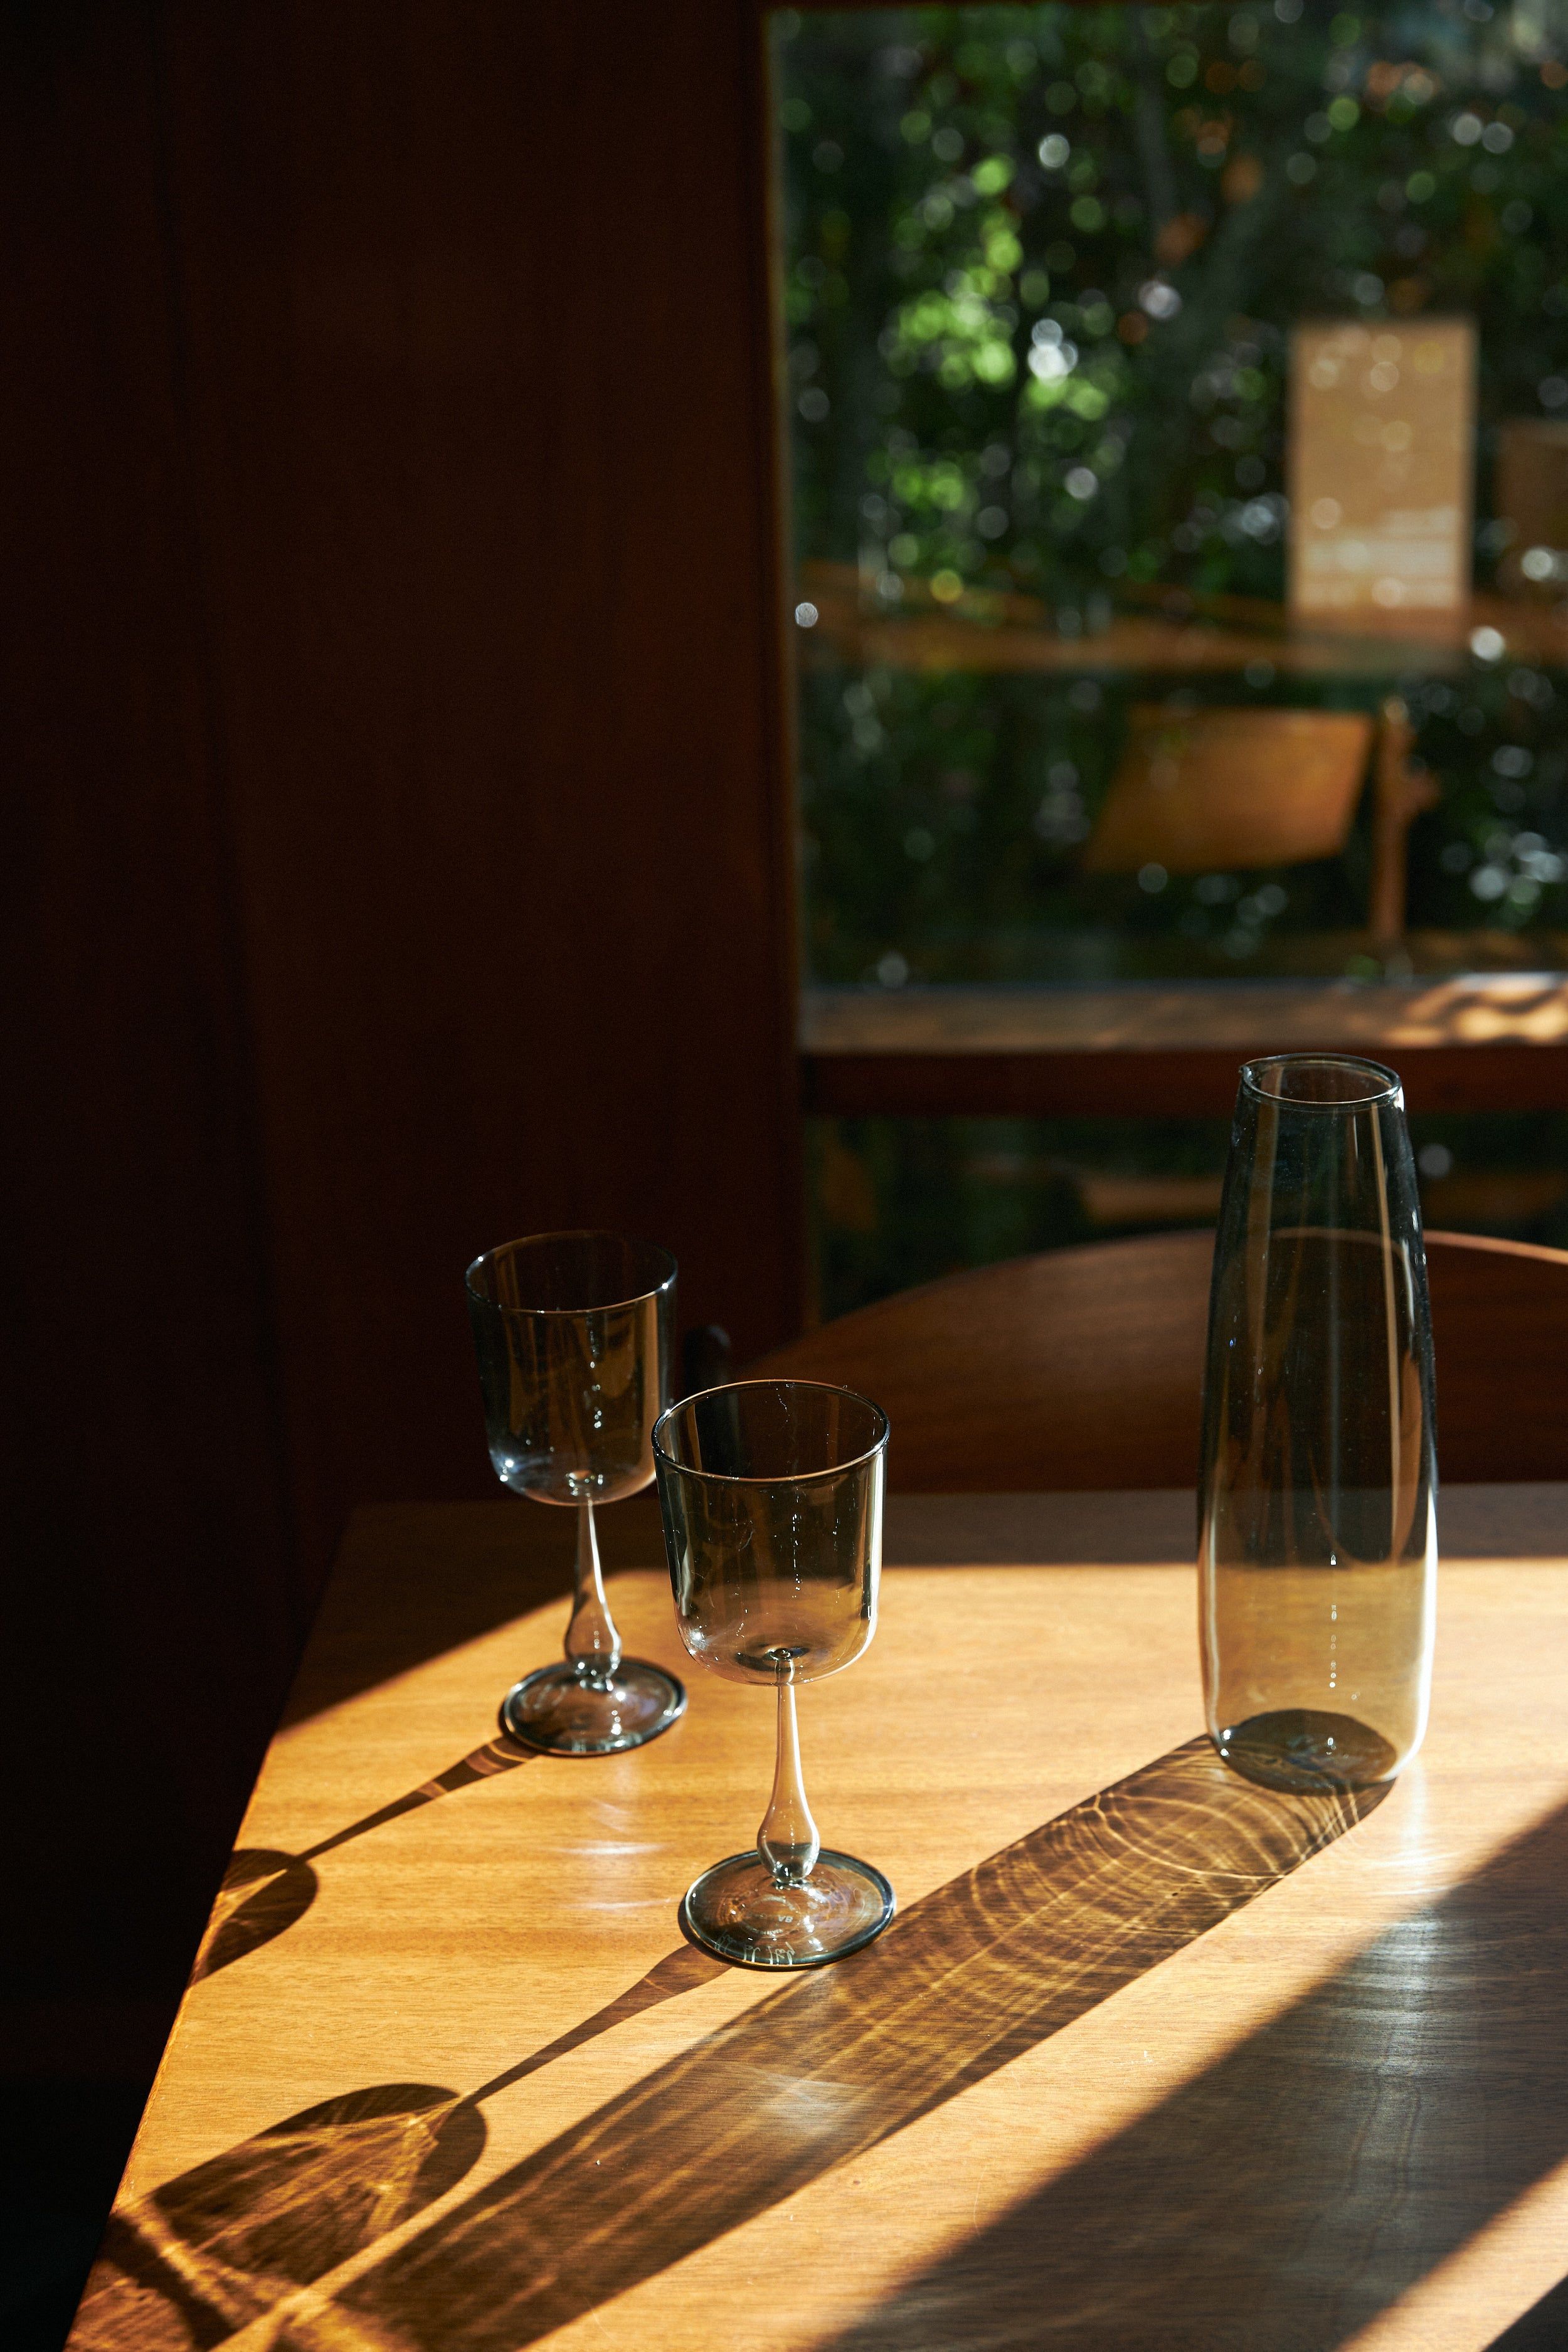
1288, 319, 1475, 628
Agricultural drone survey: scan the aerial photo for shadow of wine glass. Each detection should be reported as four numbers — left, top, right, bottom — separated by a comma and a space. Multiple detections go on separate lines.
193, 1737, 535, 1981
78, 1739, 1389, 2352
70, 1942, 727, 2352
283, 1737, 1380, 2352
77, 2082, 484, 2352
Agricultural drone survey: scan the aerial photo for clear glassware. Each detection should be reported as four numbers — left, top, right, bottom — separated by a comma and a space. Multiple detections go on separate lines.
466, 1232, 686, 1755
1200, 1054, 1437, 1793
653, 1379, 894, 1967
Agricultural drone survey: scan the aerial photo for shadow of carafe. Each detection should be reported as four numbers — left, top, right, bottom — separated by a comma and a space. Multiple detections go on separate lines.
194, 1739, 534, 1981
819, 1788, 1568, 2352
286, 1738, 1384, 2352
72, 1944, 728, 2352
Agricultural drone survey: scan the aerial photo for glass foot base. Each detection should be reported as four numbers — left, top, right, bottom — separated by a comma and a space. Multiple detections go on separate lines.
681, 1849, 895, 1969
499, 1661, 686, 1756
1215, 1708, 1399, 1793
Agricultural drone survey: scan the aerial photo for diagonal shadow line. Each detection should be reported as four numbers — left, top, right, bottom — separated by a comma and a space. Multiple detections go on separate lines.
263, 1736, 1384, 2352
69, 1944, 724, 2352
1485, 2272, 1568, 2351
815, 1789, 1568, 2352
462, 1943, 729, 2107
193, 1739, 536, 1981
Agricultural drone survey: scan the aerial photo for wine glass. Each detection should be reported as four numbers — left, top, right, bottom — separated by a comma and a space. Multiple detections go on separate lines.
1200, 1054, 1438, 1792
466, 1231, 686, 1755
652, 1379, 894, 1968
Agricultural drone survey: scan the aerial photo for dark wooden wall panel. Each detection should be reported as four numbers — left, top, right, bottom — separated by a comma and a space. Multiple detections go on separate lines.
160, 0, 803, 1567
0, 6, 299, 2047
4, 0, 803, 2072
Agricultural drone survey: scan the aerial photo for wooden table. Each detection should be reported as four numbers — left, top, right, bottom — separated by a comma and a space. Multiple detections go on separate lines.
70, 1486, 1568, 2352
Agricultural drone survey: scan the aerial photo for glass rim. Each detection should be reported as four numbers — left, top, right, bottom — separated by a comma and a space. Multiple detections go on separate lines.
652, 1377, 890, 1486
1239, 1052, 1401, 1110
465, 1229, 677, 1316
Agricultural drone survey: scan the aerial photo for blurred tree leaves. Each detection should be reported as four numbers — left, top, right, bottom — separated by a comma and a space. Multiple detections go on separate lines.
780, 4, 1568, 980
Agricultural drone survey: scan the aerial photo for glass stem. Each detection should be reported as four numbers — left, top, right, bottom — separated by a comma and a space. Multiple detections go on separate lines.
563, 1498, 622, 1684
758, 1670, 820, 1886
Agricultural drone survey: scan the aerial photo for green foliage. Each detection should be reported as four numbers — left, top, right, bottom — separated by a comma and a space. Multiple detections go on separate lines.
780, 3, 1568, 980
782, 2, 1568, 595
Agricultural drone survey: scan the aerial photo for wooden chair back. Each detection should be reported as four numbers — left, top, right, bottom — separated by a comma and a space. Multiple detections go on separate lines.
750, 1229, 1568, 1491
1080, 706, 1374, 876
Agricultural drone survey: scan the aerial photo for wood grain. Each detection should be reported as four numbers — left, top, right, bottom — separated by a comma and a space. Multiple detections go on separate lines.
755, 1227, 1568, 1491
68, 1488, 1568, 2351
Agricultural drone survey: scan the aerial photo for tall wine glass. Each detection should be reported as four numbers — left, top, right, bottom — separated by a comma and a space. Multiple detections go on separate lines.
653, 1379, 894, 1968
1199, 1054, 1438, 1793
467, 1232, 686, 1756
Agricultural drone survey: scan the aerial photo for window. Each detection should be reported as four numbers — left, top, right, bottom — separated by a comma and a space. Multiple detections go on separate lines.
775, 2, 1568, 1313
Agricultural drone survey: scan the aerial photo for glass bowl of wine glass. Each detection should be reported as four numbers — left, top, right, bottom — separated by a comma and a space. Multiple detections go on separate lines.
653, 1379, 893, 1968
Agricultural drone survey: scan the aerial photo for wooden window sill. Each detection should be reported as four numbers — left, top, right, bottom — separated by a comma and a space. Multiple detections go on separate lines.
800, 977, 1568, 1115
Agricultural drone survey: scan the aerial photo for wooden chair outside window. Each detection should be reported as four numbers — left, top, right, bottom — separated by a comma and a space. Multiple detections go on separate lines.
1079, 699, 1439, 953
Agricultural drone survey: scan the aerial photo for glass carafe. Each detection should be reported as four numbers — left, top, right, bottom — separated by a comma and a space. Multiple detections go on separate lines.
1199, 1054, 1436, 1793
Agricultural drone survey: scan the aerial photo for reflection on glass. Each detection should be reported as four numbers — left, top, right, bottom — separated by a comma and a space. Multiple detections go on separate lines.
1199, 1054, 1437, 1790
467, 1232, 686, 1754
654, 1380, 894, 1967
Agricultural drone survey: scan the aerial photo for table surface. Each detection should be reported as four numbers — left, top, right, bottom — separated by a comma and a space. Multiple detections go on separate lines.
70, 1485, 1568, 2352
